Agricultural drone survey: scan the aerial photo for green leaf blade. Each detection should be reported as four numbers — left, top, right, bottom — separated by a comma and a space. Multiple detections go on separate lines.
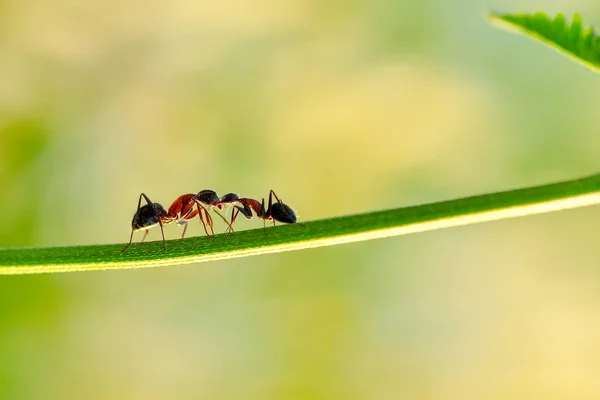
488, 11, 600, 73
2, 173, 600, 274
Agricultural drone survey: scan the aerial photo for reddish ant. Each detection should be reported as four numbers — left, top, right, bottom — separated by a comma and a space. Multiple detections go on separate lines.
223, 190, 297, 233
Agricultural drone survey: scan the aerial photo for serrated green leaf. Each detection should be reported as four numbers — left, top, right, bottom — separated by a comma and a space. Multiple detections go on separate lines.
488, 11, 600, 72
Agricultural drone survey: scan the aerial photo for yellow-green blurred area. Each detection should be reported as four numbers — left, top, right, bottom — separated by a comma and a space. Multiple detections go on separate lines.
3, 0, 600, 398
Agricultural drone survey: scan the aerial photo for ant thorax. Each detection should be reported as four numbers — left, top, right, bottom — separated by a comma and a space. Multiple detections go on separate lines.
167, 194, 196, 219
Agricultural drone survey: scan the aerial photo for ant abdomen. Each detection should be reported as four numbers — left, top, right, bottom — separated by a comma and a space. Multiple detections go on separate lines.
270, 202, 296, 224
132, 203, 167, 230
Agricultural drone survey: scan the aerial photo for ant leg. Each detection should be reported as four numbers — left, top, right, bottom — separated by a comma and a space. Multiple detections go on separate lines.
199, 210, 212, 237
141, 193, 157, 207
120, 193, 151, 254
120, 229, 135, 254
142, 230, 150, 243
141, 193, 166, 250
226, 209, 241, 237
212, 208, 234, 234
182, 208, 201, 238
158, 220, 166, 250
260, 198, 268, 236
180, 221, 188, 239
203, 208, 216, 237
193, 201, 214, 237
269, 190, 287, 206
268, 190, 288, 213
267, 190, 278, 210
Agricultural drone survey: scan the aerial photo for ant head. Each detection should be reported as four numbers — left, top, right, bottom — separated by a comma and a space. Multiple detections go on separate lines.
132, 203, 167, 230
195, 190, 219, 204
220, 193, 240, 202
270, 202, 297, 224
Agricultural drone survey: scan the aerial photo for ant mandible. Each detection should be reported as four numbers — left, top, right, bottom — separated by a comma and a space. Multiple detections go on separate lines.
224, 190, 296, 233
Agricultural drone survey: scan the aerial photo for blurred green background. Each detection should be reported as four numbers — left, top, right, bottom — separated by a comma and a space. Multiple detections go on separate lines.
2, 0, 600, 398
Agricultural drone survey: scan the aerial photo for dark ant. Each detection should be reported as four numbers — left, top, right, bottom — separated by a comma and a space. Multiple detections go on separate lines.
224, 190, 297, 233
120, 193, 172, 253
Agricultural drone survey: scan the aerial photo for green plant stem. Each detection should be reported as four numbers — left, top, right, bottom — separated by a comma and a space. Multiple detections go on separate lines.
1, 173, 600, 274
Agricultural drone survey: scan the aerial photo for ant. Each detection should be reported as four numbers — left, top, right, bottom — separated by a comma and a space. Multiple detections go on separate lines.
223, 190, 297, 234
120, 193, 172, 253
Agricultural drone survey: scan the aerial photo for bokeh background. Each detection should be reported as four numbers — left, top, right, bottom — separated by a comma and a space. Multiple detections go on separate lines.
2, 0, 600, 398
